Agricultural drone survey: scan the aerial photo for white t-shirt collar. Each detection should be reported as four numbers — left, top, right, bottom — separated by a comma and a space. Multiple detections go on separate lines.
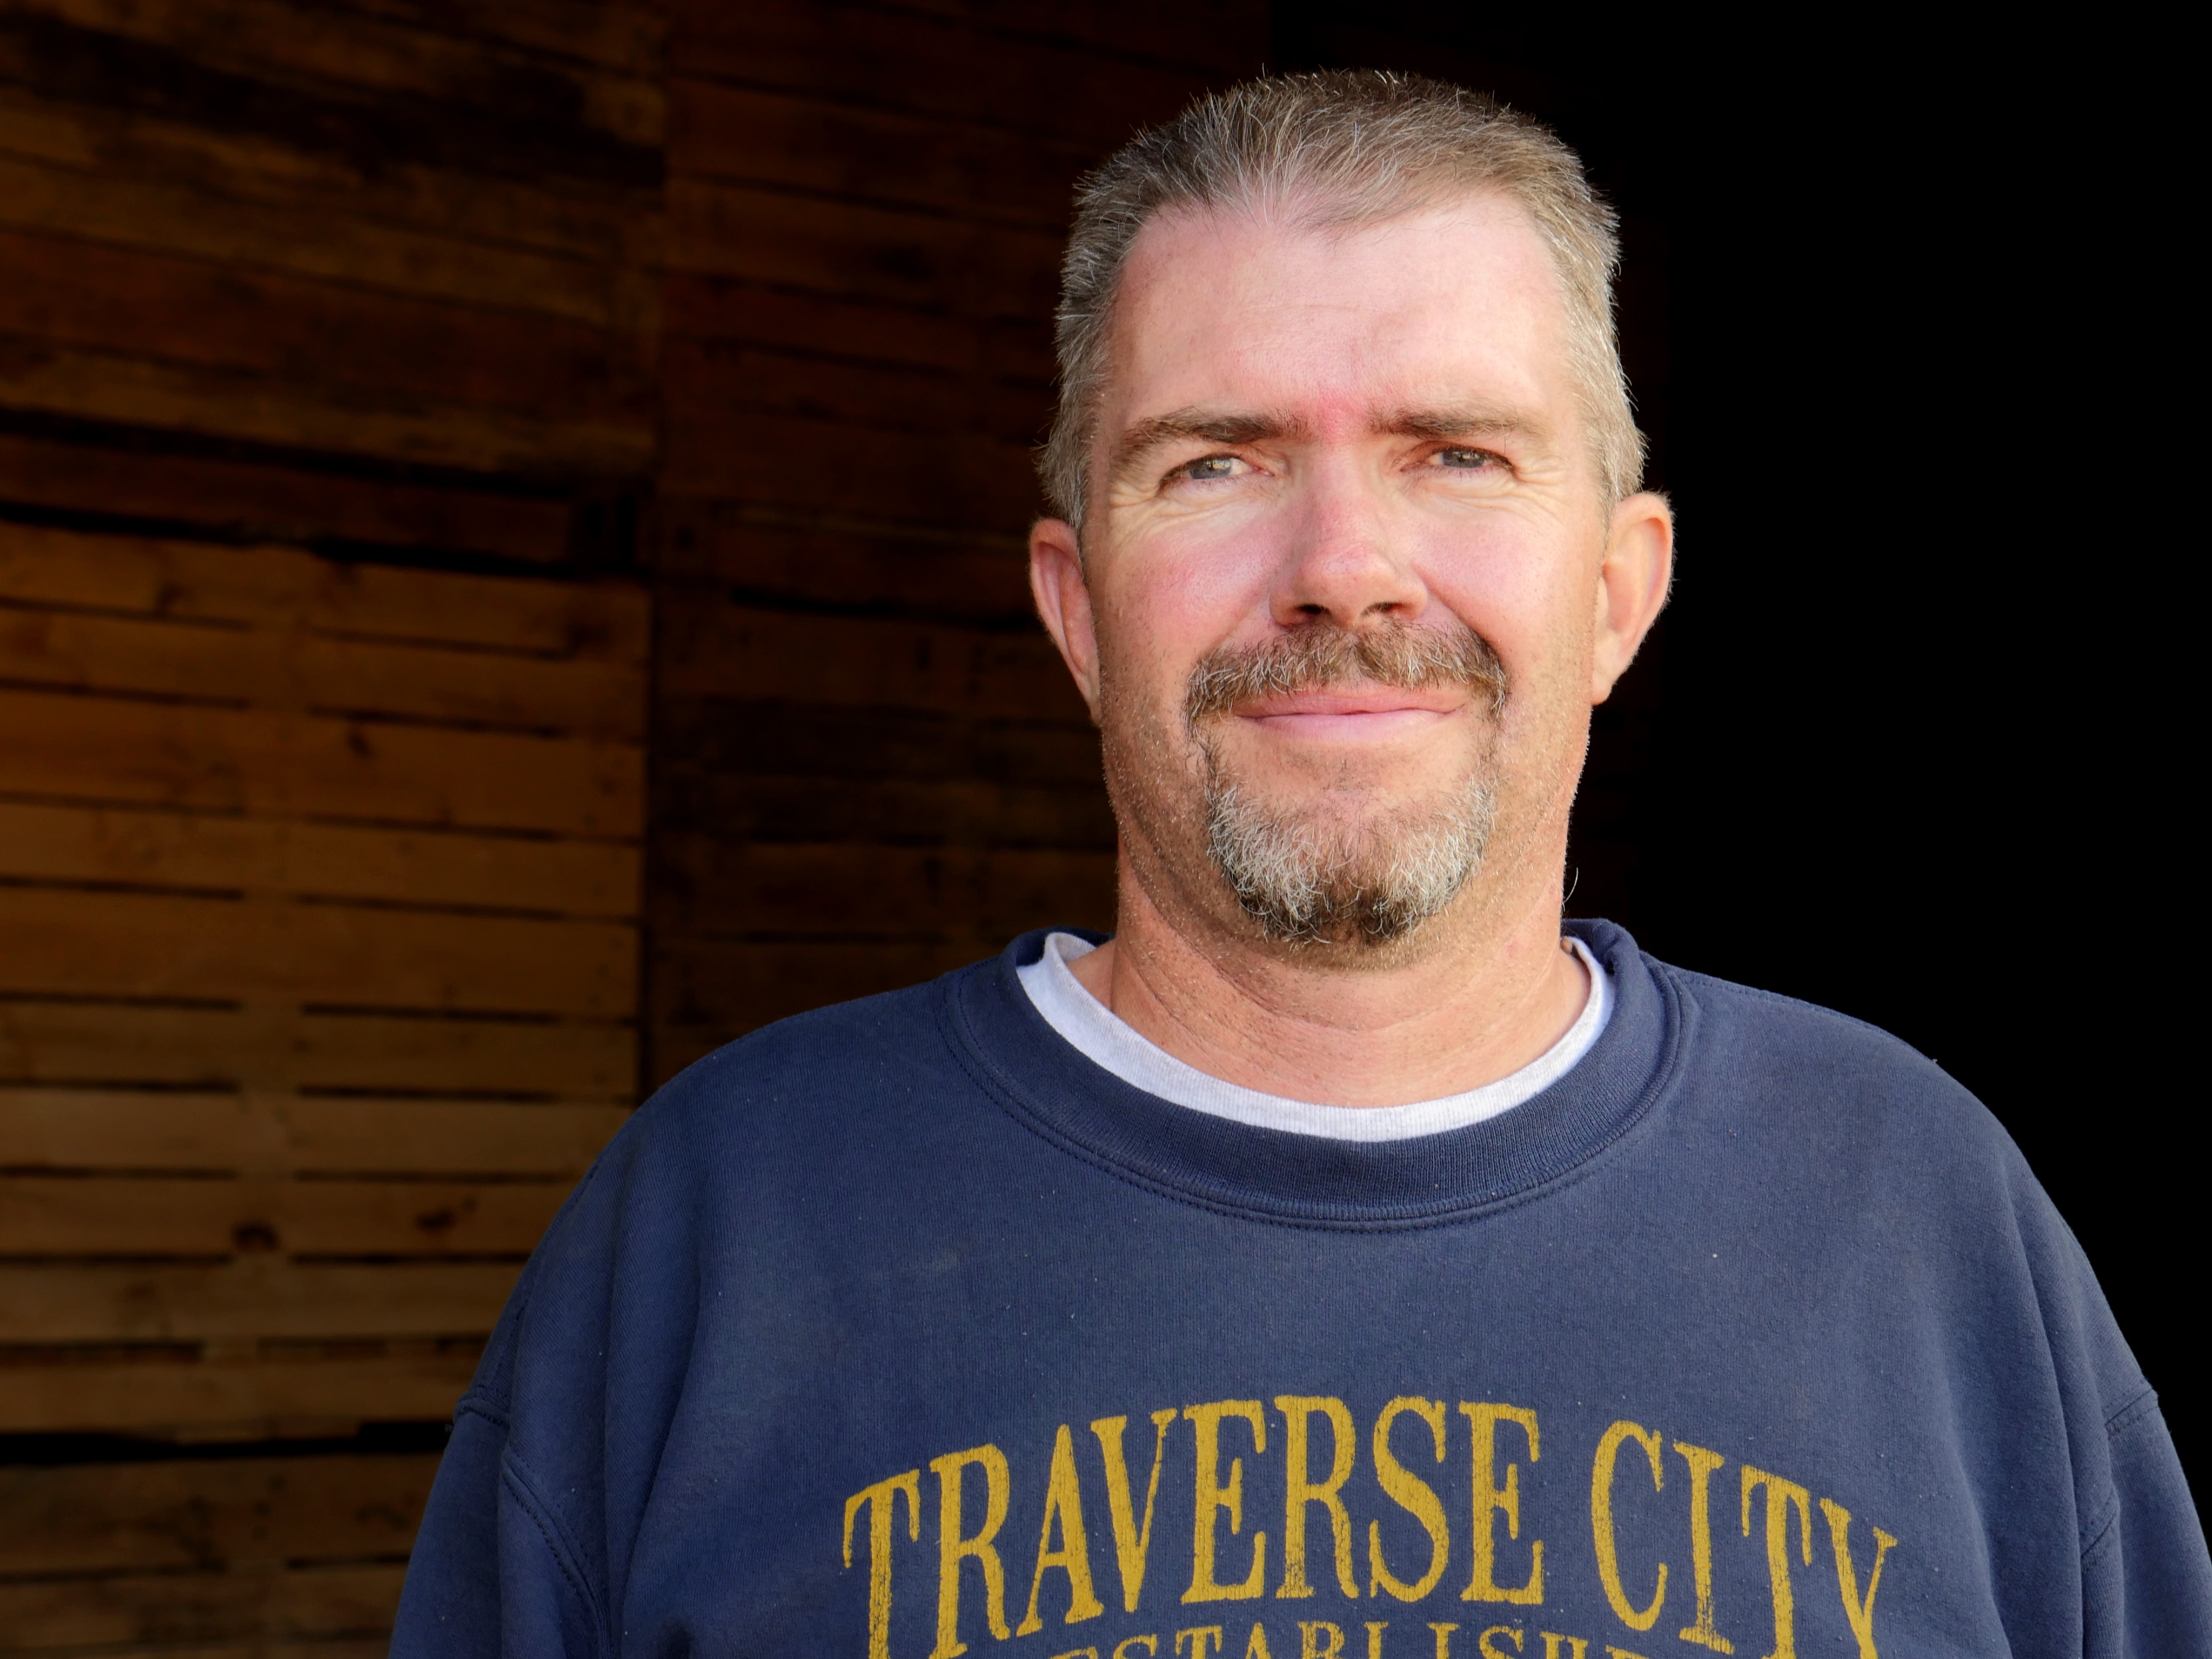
1016, 931, 1613, 1143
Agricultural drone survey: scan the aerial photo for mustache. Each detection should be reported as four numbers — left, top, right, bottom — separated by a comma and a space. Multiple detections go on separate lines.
1183, 619, 1508, 727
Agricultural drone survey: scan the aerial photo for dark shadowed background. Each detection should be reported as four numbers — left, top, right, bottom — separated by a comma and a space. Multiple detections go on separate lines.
0, 2, 2190, 1648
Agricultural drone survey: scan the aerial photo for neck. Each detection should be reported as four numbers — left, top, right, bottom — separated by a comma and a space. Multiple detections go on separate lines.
1067, 829, 1588, 1108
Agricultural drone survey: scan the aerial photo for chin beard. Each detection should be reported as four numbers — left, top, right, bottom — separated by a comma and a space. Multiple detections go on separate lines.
1187, 618, 1509, 949
1202, 767, 1498, 947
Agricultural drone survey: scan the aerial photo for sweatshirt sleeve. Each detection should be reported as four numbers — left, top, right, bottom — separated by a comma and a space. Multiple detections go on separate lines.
390, 1394, 604, 1658
2081, 1393, 2212, 1658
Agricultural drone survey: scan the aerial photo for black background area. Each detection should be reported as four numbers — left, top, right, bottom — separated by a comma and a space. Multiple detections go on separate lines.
1271, 9, 2198, 1485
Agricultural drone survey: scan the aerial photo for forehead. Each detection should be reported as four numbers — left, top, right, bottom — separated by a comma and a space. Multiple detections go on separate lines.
1107, 195, 1572, 422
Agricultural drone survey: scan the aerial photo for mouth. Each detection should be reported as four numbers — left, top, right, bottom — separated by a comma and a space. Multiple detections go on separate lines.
1233, 687, 1466, 740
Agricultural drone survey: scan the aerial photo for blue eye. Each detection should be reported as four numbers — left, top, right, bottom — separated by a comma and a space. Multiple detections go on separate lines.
1437, 448, 1495, 469
1183, 456, 1238, 480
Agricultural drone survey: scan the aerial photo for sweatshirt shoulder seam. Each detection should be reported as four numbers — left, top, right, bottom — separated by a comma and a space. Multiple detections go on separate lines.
501, 1442, 610, 1653
2104, 1385, 2159, 1441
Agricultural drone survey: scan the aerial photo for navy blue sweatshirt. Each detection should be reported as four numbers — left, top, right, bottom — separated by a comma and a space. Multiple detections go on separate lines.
393, 922, 2210, 1657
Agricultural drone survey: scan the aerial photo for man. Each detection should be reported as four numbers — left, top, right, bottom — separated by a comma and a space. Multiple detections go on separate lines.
396, 73, 2208, 1656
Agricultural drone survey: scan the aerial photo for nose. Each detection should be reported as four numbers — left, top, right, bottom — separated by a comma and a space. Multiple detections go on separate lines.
1270, 453, 1428, 631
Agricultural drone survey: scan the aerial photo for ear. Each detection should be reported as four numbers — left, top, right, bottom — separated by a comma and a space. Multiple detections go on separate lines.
1029, 516, 1104, 722
1590, 491, 1674, 704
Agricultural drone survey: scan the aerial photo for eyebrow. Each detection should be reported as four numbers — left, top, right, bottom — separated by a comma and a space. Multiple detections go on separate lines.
1382, 406, 1550, 445
1109, 409, 1306, 483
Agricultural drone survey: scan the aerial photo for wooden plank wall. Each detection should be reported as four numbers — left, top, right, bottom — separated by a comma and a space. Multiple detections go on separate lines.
0, 530, 647, 1652
644, 1, 1264, 1081
0, 1, 657, 1652
0, 0, 1264, 1650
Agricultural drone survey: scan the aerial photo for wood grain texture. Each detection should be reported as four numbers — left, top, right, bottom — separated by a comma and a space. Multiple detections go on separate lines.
0, 521, 651, 659
0, 1006, 634, 1097
0, 887, 635, 1015
0, 689, 645, 835
0, 1090, 630, 1175
657, 772, 1114, 851
23, 0, 665, 146
0, 81, 648, 263
655, 601, 1083, 719
0, 227, 650, 424
0, 1560, 406, 1651
895, 0, 1268, 71
0, 1452, 436, 1574
0, 802, 641, 915
0, 431, 579, 563
654, 694, 1103, 786
0, 333, 654, 477
661, 275, 1053, 380
0, 1175, 569, 1256
653, 838, 1114, 939
668, 78, 1096, 228
0, 152, 623, 326
668, 0, 1211, 143
652, 508, 1033, 621
0, 1260, 521, 1343
343, 0, 665, 72
660, 333, 1050, 448
0, 1343, 480, 1434
665, 176, 1060, 317
0, 605, 647, 737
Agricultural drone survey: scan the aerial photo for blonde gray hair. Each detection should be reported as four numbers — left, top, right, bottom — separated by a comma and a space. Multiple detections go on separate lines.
1040, 71, 1645, 528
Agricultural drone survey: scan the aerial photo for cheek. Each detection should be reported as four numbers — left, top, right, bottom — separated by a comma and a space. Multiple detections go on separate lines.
1418, 524, 1591, 687
1100, 518, 1283, 674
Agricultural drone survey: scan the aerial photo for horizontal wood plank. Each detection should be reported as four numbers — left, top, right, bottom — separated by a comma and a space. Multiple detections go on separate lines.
0, 152, 620, 326
0, 1260, 521, 1342
0, 226, 650, 427
0, 334, 654, 479
0, 802, 640, 915
0, 1343, 478, 1434
0, 432, 577, 564
658, 404, 1042, 527
653, 511, 1031, 621
0, 1560, 406, 1651
0, 521, 651, 660
343, 0, 664, 72
669, 0, 1209, 146
1, 1090, 628, 1176
28, 0, 665, 146
669, 78, 1093, 228
0, 1175, 569, 1257
655, 693, 1102, 787
0, 690, 645, 837
0, 1451, 437, 1576
0, 1007, 634, 1099
656, 770, 1113, 850
0, 81, 648, 265
0, 606, 647, 737
661, 274, 1053, 381
654, 838, 1114, 938
894, 0, 1267, 73
661, 334, 1050, 449
0, 888, 636, 1016
666, 177, 1060, 317
655, 603, 1083, 720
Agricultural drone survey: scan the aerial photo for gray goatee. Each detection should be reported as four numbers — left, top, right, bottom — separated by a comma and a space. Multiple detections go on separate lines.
1187, 621, 1507, 948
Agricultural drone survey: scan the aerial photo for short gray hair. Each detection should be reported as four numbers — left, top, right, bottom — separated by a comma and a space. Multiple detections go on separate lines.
1040, 71, 1645, 529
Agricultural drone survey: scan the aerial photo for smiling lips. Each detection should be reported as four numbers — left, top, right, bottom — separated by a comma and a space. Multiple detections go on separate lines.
1235, 687, 1465, 737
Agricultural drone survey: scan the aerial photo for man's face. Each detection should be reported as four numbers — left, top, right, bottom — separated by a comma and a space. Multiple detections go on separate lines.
1038, 195, 1658, 958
